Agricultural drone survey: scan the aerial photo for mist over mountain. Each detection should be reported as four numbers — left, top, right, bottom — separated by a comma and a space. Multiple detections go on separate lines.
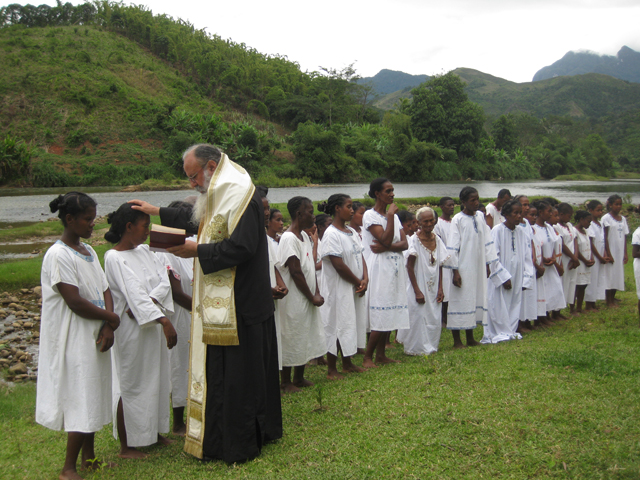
357, 69, 429, 95
533, 46, 640, 83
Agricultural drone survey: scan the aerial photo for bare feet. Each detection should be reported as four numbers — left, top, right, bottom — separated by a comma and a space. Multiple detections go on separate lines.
157, 434, 174, 446
60, 470, 84, 480
342, 364, 366, 373
281, 383, 301, 394
293, 378, 314, 388
466, 339, 481, 347
453, 342, 466, 349
327, 371, 345, 380
375, 355, 400, 364
316, 356, 328, 366
118, 447, 149, 459
362, 357, 377, 368
172, 424, 187, 437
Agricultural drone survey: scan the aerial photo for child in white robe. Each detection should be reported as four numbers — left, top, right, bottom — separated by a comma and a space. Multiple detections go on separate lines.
574, 210, 595, 313
318, 194, 368, 378
402, 207, 450, 355
104, 203, 177, 458
484, 189, 511, 229
547, 207, 568, 320
277, 196, 326, 393
602, 194, 629, 306
361, 178, 409, 367
515, 195, 538, 333
434, 197, 455, 327
37, 193, 121, 480
266, 207, 288, 370
395, 210, 417, 346
447, 186, 498, 348
585, 200, 609, 309
554, 203, 580, 311
483, 200, 527, 343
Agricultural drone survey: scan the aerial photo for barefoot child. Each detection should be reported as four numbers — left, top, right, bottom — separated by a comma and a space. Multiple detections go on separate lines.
104, 204, 178, 458
602, 194, 629, 306
548, 207, 567, 321
402, 207, 450, 354
392, 210, 417, 347
483, 200, 527, 343
318, 194, 368, 378
154, 202, 195, 436
554, 203, 580, 313
266, 208, 288, 370
446, 186, 498, 348
585, 200, 609, 309
434, 197, 455, 328
515, 195, 537, 333
277, 197, 326, 392
574, 210, 595, 313
37, 192, 120, 480
361, 178, 409, 366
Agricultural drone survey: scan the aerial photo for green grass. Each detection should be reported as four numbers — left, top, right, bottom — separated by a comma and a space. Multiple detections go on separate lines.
615, 172, 640, 179
1, 285, 639, 478
552, 174, 610, 181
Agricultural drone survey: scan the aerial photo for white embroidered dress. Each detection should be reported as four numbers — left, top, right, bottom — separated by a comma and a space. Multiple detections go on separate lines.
482, 224, 526, 343
554, 223, 578, 304
575, 229, 593, 286
445, 211, 498, 330
519, 219, 537, 321
602, 213, 629, 291
400, 233, 450, 355
362, 210, 410, 331
276, 231, 326, 366
319, 225, 367, 356
531, 225, 547, 316
105, 244, 174, 447
36, 241, 112, 433
585, 221, 606, 302
434, 218, 453, 302
535, 224, 566, 312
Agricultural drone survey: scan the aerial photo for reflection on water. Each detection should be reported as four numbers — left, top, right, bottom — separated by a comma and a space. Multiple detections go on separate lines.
1, 180, 639, 223
0, 242, 52, 263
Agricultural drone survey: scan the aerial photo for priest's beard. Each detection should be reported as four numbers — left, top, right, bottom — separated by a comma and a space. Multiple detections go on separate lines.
192, 169, 213, 224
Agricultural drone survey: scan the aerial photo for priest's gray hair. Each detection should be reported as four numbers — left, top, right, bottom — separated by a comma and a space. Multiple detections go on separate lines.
183, 144, 222, 168
416, 206, 435, 221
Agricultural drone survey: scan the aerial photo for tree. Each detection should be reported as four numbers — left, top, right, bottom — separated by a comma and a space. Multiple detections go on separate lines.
491, 114, 518, 153
408, 72, 484, 159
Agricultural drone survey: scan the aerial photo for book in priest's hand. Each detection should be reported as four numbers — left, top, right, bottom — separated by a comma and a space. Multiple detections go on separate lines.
149, 224, 186, 252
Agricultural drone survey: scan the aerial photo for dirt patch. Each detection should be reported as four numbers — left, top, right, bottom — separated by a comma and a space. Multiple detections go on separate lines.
274, 150, 295, 162
47, 144, 64, 155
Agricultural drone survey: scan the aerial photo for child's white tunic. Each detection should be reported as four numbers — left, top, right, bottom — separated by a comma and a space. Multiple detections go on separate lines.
105, 245, 174, 447
266, 235, 283, 369
276, 231, 326, 366
585, 221, 606, 302
362, 210, 410, 331
319, 225, 366, 356
536, 224, 566, 311
483, 224, 526, 344
531, 225, 548, 316
446, 211, 498, 330
519, 219, 538, 321
156, 237, 195, 409
36, 241, 112, 433
485, 203, 504, 227
554, 223, 578, 304
602, 213, 629, 291
400, 234, 450, 355
434, 218, 453, 302
575, 229, 593, 286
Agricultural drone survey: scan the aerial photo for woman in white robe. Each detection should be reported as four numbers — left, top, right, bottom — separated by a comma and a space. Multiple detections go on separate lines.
514, 195, 538, 329
277, 196, 326, 393
483, 200, 527, 344
585, 200, 608, 307
401, 207, 450, 355
602, 195, 629, 305
266, 207, 288, 370
104, 203, 177, 457
554, 204, 579, 307
361, 178, 409, 367
37, 192, 120, 478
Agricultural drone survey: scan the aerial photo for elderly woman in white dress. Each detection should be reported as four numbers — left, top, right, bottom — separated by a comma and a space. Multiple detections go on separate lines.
104, 203, 177, 459
37, 192, 120, 480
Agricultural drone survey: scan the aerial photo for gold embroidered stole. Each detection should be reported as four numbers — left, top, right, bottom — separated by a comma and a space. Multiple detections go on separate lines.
184, 153, 254, 459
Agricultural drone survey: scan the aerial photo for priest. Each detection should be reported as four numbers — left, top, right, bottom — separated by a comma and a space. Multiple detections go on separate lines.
130, 144, 282, 463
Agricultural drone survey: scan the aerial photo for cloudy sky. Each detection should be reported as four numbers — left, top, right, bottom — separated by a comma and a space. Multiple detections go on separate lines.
40, 0, 640, 83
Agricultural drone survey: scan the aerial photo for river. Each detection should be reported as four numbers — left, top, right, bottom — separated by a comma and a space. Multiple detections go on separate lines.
0, 179, 639, 224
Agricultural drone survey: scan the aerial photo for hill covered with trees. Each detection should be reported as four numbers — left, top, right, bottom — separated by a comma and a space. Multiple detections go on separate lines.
0, 2, 636, 187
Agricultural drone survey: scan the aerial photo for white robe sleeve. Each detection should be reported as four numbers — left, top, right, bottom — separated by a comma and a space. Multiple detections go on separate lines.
446, 217, 461, 269
49, 248, 79, 291
105, 253, 169, 327
489, 226, 511, 287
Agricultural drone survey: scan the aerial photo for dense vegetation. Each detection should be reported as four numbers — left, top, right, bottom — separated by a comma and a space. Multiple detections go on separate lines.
0, 2, 636, 187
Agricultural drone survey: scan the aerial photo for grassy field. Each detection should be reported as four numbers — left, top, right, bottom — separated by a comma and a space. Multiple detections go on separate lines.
1, 229, 640, 478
